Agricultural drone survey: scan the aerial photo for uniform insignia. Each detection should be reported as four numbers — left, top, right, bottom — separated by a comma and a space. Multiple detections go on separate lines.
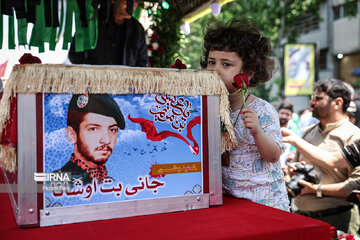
77, 94, 88, 108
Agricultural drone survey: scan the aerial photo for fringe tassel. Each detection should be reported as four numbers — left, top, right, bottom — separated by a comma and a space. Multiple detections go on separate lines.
0, 145, 17, 172
0, 64, 238, 171
221, 131, 238, 154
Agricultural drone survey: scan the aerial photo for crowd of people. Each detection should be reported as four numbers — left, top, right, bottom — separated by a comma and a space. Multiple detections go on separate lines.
280, 79, 360, 235
199, 16, 360, 237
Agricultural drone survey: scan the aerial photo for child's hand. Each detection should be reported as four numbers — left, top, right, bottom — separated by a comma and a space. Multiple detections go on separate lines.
241, 108, 260, 136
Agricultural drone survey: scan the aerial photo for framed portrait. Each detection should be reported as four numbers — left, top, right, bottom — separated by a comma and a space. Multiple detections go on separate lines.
42, 93, 205, 207
1, 65, 224, 227
284, 44, 316, 96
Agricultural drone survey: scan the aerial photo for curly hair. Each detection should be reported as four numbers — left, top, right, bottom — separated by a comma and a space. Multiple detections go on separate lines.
200, 18, 274, 87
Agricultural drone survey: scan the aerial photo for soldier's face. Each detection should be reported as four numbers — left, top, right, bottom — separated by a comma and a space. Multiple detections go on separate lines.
75, 113, 118, 165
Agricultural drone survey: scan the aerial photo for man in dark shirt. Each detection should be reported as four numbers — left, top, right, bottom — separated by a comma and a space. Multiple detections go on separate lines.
68, 0, 148, 67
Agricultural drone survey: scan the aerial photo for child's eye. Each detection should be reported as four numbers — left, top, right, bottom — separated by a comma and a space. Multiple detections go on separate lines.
207, 60, 215, 65
223, 62, 231, 67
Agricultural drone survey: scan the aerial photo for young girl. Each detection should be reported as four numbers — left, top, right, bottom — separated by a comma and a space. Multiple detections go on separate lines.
201, 18, 289, 211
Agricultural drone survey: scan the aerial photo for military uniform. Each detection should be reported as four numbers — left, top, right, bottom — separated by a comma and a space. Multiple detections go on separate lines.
55, 94, 125, 187
56, 154, 108, 186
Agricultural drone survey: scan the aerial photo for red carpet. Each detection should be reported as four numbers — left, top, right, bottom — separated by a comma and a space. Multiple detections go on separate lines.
0, 170, 330, 240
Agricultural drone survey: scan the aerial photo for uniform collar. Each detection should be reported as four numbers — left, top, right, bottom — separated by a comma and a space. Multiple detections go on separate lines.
70, 154, 108, 183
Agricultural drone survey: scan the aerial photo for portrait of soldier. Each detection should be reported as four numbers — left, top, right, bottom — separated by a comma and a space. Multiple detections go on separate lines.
56, 94, 125, 186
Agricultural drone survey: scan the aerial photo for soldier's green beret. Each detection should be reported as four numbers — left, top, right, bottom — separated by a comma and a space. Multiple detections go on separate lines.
68, 94, 125, 130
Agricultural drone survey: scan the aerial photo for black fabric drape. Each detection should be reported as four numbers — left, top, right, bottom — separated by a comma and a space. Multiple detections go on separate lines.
52, 0, 59, 27
44, 0, 52, 27
1, 0, 14, 16
13, 1, 27, 19
77, 0, 88, 27
26, 0, 41, 23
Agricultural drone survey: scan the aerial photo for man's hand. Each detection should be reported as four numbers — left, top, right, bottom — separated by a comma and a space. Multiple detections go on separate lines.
287, 162, 299, 177
281, 127, 299, 145
287, 161, 307, 177
298, 180, 317, 195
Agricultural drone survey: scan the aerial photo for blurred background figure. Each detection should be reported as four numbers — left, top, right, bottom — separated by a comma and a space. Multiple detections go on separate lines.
346, 100, 360, 128
68, 0, 148, 67
278, 101, 299, 175
298, 107, 319, 136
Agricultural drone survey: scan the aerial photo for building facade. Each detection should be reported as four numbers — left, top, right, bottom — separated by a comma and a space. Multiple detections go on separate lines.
286, 0, 360, 112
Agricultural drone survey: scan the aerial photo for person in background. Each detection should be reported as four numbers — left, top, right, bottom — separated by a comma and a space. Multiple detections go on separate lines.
201, 17, 289, 211
68, 0, 148, 67
344, 82, 355, 101
346, 100, 360, 128
277, 101, 299, 175
281, 78, 360, 235
298, 107, 319, 136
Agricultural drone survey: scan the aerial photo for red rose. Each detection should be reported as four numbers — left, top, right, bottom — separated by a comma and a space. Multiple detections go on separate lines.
330, 226, 338, 239
19, 53, 41, 65
232, 74, 249, 108
149, 57, 154, 67
147, 44, 154, 51
233, 74, 249, 89
157, 46, 165, 54
339, 234, 355, 240
151, 33, 158, 41
171, 58, 187, 69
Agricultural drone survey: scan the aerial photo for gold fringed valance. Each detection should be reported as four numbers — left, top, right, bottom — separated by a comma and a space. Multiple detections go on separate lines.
0, 64, 237, 172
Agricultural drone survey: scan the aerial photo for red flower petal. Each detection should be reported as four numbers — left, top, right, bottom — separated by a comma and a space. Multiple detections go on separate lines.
175, 59, 182, 65
151, 33, 158, 41
233, 74, 249, 89
149, 57, 154, 67
157, 46, 165, 54
330, 226, 337, 239
19, 53, 42, 65
171, 58, 187, 69
339, 233, 355, 240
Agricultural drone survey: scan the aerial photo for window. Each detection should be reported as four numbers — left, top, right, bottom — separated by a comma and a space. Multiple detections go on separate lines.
333, 0, 359, 20
319, 49, 327, 70
333, 5, 341, 20
297, 13, 320, 34
344, 0, 358, 17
